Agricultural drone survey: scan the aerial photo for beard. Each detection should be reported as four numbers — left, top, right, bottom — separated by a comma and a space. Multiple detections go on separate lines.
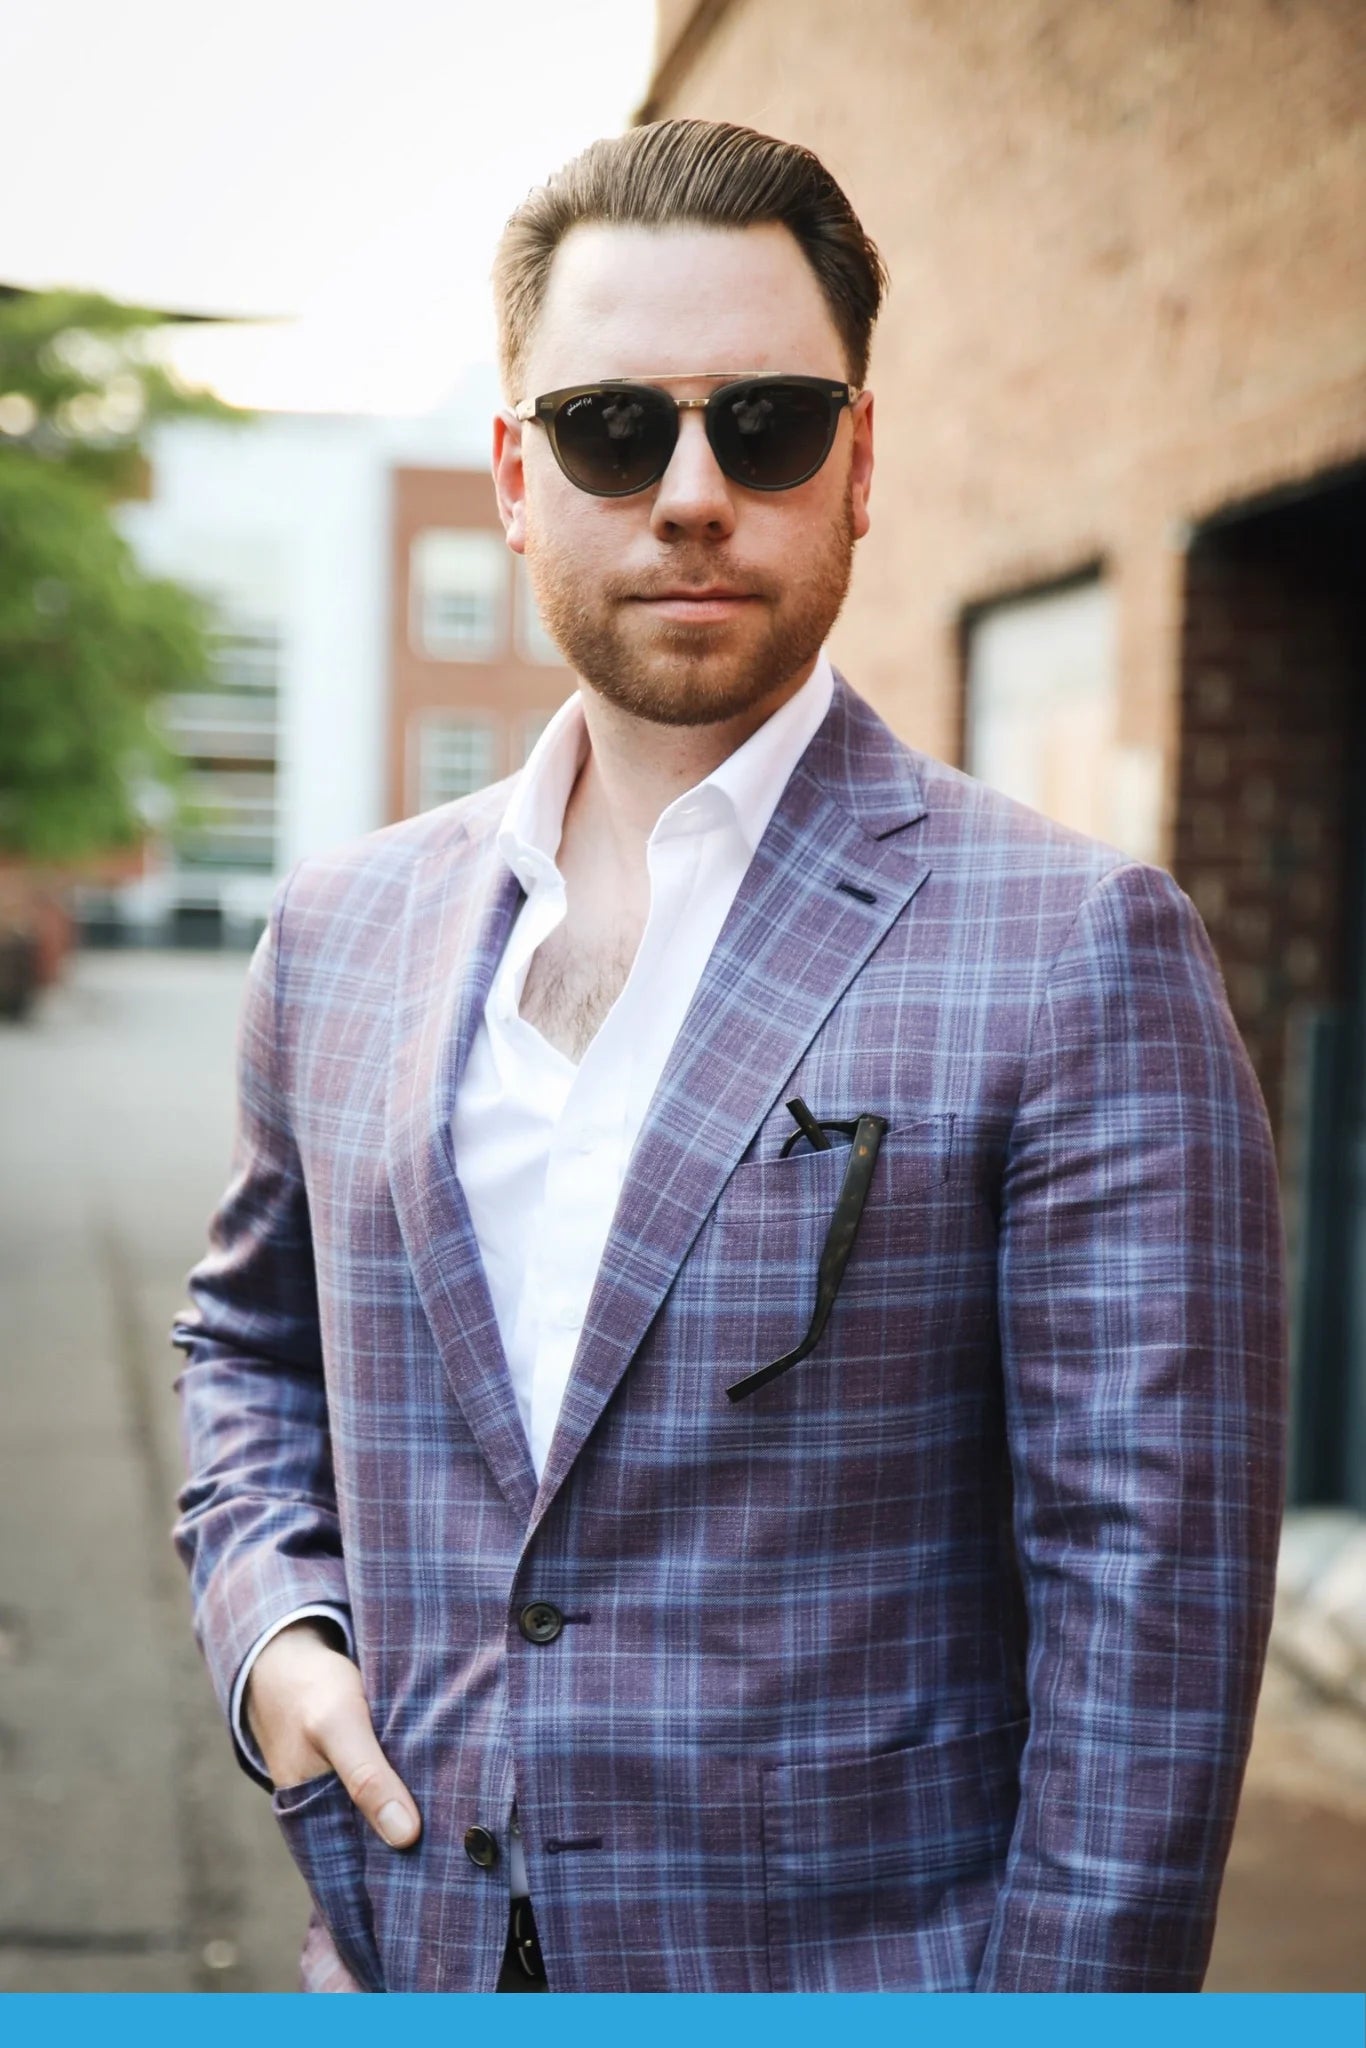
524, 487, 857, 728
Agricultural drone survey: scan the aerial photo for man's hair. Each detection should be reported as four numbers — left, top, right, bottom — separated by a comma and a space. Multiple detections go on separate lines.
493, 119, 888, 400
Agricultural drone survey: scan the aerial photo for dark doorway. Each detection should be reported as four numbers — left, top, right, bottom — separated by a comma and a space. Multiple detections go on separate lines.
1174, 467, 1366, 1508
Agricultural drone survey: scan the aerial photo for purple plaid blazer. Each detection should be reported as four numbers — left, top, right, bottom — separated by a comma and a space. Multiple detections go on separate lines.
173, 676, 1286, 1993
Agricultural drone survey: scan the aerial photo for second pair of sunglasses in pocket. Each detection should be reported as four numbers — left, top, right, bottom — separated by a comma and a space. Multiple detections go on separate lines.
725, 1098, 888, 1404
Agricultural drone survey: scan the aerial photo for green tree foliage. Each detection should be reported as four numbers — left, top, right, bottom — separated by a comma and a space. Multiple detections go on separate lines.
0, 289, 236, 863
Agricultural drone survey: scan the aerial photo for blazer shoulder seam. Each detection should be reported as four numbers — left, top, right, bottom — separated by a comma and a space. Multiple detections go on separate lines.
1007, 856, 1147, 1131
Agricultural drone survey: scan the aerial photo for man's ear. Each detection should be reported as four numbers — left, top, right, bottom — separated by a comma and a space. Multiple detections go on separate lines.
849, 390, 874, 544
492, 411, 526, 556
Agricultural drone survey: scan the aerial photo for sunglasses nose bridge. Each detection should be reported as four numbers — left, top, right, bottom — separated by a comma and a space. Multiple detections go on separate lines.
650, 402, 738, 524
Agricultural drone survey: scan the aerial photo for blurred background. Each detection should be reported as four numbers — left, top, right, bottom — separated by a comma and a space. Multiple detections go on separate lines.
2, 0, 1364, 1993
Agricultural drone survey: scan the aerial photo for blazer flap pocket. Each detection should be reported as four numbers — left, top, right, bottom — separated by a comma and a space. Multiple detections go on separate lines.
762, 1716, 1027, 1889
271, 1771, 385, 1991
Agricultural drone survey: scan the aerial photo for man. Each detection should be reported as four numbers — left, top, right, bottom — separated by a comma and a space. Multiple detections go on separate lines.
172, 119, 1286, 1994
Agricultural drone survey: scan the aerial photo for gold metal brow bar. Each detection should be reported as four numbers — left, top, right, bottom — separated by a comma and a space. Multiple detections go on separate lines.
607, 370, 777, 383
513, 373, 862, 419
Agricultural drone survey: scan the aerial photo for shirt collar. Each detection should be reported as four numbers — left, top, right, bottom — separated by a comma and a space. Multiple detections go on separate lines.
496, 649, 835, 887
677, 649, 833, 855
496, 695, 589, 894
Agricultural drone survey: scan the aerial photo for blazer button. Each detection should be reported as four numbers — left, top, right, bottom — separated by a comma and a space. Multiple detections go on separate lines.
463, 1824, 499, 1870
519, 1601, 564, 1644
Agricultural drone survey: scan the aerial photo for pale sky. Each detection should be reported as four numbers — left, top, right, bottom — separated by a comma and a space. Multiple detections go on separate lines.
2, 0, 658, 413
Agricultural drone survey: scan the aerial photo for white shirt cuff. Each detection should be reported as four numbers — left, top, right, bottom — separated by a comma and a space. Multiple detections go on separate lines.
230, 1604, 355, 1780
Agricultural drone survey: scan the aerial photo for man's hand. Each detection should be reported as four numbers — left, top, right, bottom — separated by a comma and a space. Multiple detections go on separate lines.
245, 1619, 421, 1849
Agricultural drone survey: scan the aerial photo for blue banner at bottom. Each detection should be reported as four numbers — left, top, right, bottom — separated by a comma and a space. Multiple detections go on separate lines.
3, 1991, 1363, 2048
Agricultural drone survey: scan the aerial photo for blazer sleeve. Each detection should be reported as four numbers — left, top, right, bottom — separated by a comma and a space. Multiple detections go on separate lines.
976, 860, 1287, 1991
171, 874, 350, 1786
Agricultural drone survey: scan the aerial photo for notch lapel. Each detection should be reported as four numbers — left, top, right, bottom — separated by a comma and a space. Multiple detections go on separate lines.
386, 815, 540, 1523
529, 683, 932, 1526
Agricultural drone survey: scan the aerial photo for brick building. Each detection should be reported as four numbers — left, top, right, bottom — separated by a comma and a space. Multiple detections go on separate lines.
641, 0, 1366, 1505
388, 466, 570, 823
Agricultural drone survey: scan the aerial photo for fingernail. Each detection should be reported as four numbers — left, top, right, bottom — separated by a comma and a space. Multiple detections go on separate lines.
378, 1800, 416, 1847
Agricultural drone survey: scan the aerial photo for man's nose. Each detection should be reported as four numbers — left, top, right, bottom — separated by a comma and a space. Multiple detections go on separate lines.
649, 410, 736, 540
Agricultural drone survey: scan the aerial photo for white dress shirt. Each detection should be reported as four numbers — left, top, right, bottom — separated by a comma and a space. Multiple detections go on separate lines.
455, 650, 834, 1482
233, 651, 836, 1896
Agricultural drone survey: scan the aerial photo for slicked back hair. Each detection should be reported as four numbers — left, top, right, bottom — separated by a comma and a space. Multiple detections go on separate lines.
493, 119, 887, 401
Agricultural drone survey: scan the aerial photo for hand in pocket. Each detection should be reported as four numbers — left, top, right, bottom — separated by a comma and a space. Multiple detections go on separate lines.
247, 1617, 421, 1849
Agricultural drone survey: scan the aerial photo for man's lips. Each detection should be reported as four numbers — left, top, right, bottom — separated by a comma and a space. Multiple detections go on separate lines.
630, 587, 762, 617
641, 586, 755, 600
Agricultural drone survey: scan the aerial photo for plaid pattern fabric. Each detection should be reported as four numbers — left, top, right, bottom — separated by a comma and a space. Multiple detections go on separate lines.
172, 676, 1285, 1992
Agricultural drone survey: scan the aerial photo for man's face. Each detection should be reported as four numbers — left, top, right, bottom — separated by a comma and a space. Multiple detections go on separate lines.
493, 222, 874, 729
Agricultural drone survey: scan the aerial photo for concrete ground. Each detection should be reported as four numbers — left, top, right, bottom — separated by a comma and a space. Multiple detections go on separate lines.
1, 949, 1362, 1992
0, 948, 307, 1991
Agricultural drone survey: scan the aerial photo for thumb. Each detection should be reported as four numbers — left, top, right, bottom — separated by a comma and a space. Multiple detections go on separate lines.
321, 1698, 422, 1850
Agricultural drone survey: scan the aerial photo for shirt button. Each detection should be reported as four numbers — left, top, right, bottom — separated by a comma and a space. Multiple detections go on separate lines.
574, 1128, 599, 1153
553, 1302, 581, 1330
463, 1824, 499, 1869
519, 1601, 565, 1645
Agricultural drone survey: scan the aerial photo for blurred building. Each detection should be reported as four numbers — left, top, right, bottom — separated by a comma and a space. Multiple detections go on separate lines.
389, 466, 567, 821
642, 0, 1366, 1508
104, 411, 570, 948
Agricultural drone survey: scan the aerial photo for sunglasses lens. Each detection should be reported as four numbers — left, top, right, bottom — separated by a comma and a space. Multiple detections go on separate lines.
550, 386, 674, 494
709, 380, 837, 489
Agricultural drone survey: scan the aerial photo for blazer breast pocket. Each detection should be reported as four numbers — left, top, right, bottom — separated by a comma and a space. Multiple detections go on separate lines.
702, 1114, 968, 1412
271, 1771, 385, 1992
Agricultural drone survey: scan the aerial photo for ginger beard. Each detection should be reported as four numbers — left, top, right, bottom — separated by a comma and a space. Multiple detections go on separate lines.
524, 484, 857, 729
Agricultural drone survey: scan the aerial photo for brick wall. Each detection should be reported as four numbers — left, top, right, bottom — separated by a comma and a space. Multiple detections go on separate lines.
643, 0, 1366, 843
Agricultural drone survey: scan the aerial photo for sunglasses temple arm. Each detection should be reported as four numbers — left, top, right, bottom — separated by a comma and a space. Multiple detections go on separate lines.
785, 1096, 833, 1152
725, 1115, 888, 1403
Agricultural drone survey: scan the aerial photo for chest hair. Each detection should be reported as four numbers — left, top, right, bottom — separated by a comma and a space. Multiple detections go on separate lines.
518, 917, 641, 1064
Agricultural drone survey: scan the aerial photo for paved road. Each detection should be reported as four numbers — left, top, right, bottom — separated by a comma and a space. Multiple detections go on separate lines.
1, 950, 1362, 1992
1, 948, 305, 1990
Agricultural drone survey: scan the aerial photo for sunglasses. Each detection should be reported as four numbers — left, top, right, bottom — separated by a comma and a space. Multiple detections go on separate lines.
514, 372, 860, 498
726, 1099, 889, 1404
